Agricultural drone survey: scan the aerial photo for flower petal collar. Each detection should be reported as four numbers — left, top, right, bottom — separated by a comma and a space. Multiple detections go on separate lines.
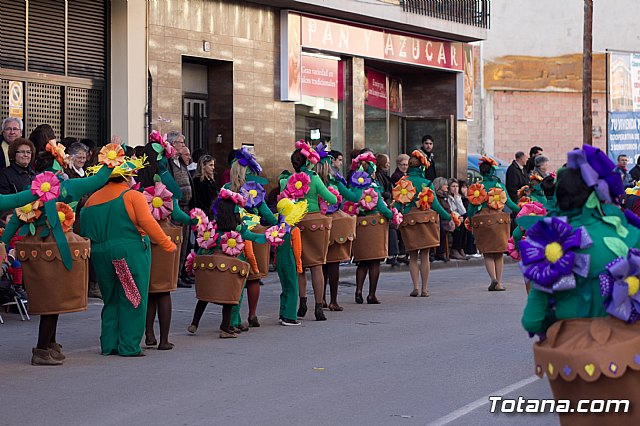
600, 248, 640, 323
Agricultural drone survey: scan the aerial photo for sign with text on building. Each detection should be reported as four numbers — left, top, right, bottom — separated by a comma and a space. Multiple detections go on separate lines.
608, 51, 640, 161
9, 80, 23, 118
300, 14, 464, 72
364, 68, 401, 112
301, 54, 339, 100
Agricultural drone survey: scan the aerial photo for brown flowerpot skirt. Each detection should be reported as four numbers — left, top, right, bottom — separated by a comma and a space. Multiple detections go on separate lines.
351, 213, 389, 262
471, 209, 510, 253
193, 253, 249, 305
326, 210, 357, 263
399, 208, 440, 251
17, 231, 90, 315
149, 219, 182, 293
247, 225, 270, 281
533, 317, 640, 425
297, 212, 332, 268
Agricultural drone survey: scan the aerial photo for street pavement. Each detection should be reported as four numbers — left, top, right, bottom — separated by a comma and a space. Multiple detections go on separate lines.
0, 262, 561, 425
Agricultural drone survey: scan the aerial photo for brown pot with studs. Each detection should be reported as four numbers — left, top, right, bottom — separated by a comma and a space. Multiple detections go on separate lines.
247, 225, 270, 281
471, 208, 511, 253
351, 213, 389, 262
16, 230, 90, 315
193, 252, 249, 305
297, 212, 332, 268
399, 208, 440, 251
149, 219, 182, 293
326, 210, 357, 263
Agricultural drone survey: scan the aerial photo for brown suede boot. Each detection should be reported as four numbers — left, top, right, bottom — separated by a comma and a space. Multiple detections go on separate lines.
48, 342, 66, 361
31, 348, 63, 366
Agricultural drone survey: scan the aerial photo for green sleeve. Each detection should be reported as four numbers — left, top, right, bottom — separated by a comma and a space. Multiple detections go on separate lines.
521, 288, 553, 334
63, 165, 112, 202
0, 189, 38, 211
513, 226, 524, 251
429, 183, 451, 221
499, 183, 520, 214
240, 226, 267, 244
313, 174, 337, 204
375, 187, 393, 219
467, 202, 478, 219
170, 198, 191, 225
257, 202, 278, 226
159, 169, 183, 200
1, 214, 22, 244
335, 180, 360, 202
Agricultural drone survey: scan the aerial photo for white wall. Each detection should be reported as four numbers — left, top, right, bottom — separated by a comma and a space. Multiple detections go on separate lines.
484, 0, 640, 60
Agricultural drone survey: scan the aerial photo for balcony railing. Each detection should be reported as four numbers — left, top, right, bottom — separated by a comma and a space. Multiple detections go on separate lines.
400, 0, 491, 29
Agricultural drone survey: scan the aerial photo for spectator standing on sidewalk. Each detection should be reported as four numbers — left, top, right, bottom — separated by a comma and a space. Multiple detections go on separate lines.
0, 117, 23, 170
0, 138, 36, 195
391, 154, 409, 183
448, 178, 467, 260
375, 153, 400, 267
419, 135, 437, 181
505, 151, 529, 202
614, 154, 635, 188
525, 146, 543, 174
532, 155, 550, 179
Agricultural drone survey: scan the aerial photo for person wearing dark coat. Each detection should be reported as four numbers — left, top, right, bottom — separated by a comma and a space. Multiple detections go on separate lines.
0, 138, 36, 195
419, 135, 437, 181
505, 151, 529, 202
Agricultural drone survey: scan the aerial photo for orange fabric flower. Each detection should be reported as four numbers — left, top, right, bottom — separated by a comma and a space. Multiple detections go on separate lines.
45, 140, 67, 167
464, 217, 471, 231
487, 187, 507, 210
518, 196, 531, 208
416, 187, 435, 211
517, 185, 530, 199
55, 202, 75, 232
479, 156, 498, 167
98, 143, 126, 168
392, 177, 417, 204
411, 150, 431, 169
451, 211, 461, 227
15, 200, 43, 223
467, 183, 487, 206
529, 173, 543, 184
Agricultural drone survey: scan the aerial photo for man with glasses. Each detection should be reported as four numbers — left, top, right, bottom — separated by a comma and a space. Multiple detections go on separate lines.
0, 117, 23, 170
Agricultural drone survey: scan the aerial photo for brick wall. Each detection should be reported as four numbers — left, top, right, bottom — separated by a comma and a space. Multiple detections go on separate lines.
492, 91, 606, 170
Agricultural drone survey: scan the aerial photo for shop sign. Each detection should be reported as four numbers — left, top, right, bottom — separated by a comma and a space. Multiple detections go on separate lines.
607, 51, 640, 160
364, 68, 401, 112
608, 111, 640, 162
301, 55, 339, 100
300, 15, 464, 72
9, 80, 23, 118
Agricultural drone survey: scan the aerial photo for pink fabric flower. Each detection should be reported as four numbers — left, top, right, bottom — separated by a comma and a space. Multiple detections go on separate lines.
516, 202, 547, 219
507, 236, 522, 261
149, 130, 176, 159
265, 224, 286, 247
143, 182, 174, 220
319, 187, 342, 215
359, 188, 379, 211
185, 251, 197, 275
190, 208, 209, 231
196, 221, 218, 250
295, 140, 320, 165
31, 172, 61, 202
342, 200, 359, 216
220, 231, 244, 257
351, 152, 377, 171
391, 207, 403, 226
286, 172, 311, 199
219, 188, 247, 208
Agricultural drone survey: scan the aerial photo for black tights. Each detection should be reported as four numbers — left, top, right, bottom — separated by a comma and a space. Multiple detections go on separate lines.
355, 260, 380, 297
37, 314, 59, 350
146, 292, 173, 346
191, 301, 233, 332
323, 262, 340, 305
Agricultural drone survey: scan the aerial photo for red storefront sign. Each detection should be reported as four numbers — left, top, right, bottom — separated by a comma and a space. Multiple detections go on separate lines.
301, 15, 463, 72
365, 68, 387, 109
301, 55, 339, 100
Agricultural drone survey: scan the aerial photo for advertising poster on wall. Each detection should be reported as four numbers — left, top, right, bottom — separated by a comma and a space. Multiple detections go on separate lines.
463, 45, 474, 121
300, 55, 339, 100
280, 12, 301, 101
364, 68, 401, 113
608, 51, 640, 162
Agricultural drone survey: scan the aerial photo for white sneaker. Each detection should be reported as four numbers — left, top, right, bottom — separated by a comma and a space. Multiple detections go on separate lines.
281, 319, 301, 326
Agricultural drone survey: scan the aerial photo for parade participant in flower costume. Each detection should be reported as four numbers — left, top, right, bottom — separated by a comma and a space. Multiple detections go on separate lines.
1, 143, 124, 365
348, 150, 393, 304
520, 145, 640, 424
187, 190, 267, 338
315, 143, 359, 311
224, 147, 277, 329
466, 156, 520, 291
270, 197, 307, 326
81, 150, 177, 357
140, 131, 196, 351
393, 150, 450, 297
280, 141, 337, 320
517, 172, 547, 208
508, 201, 547, 294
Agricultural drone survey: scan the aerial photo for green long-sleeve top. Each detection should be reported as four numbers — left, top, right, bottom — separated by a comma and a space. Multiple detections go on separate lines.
0, 189, 38, 213
196, 224, 267, 257
222, 182, 277, 226
330, 178, 360, 203
280, 169, 337, 213
399, 168, 451, 220
467, 174, 520, 219
348, 180, 393, 219
521, 203, 640, 334
2, 165, 113, 245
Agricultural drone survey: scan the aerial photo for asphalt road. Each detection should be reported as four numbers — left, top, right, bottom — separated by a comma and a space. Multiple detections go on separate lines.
0, 262, 560, 425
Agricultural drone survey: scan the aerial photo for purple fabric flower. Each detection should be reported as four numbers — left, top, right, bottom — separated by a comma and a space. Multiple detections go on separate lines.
600, 248, 640, 323
315, 142, 330, 161
567, 145, 624, 204
240, 181, 266, 209
235, 147, 262, 175
519, 217, 592, 293
351, 171, 371, 189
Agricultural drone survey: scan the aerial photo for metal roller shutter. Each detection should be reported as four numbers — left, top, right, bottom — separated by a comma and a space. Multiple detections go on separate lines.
0, 0, 27, 70
68, 0, 106, 79
27, 0, 65, 75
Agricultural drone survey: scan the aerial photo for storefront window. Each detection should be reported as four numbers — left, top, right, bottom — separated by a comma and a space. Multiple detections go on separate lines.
295, 54, 345, 156
364, 68, 402, 158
